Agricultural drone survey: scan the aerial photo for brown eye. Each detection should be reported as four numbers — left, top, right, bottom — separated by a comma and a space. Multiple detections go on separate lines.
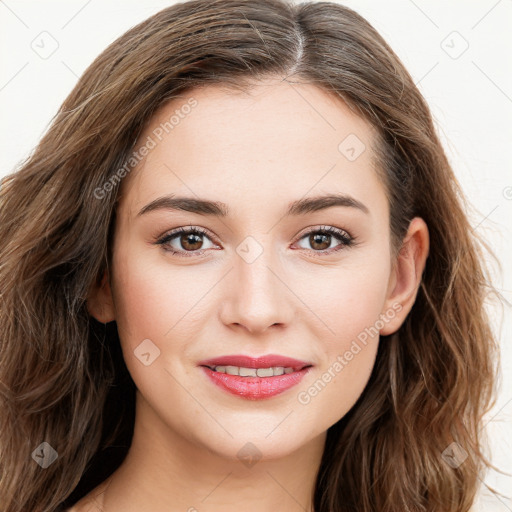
156, 227, 217, 256
295, 226, 354, 253
180, 232, 204, 251
308, 232, 332, 251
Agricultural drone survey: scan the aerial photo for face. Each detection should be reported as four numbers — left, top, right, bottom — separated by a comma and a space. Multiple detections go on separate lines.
89, 77, 425, 462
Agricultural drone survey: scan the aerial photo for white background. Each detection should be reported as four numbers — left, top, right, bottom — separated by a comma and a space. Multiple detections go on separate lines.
1, 1, 510, 510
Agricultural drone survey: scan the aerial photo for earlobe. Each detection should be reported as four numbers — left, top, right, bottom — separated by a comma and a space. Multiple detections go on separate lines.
380, 217, 429, 336
86, 269, 116, 323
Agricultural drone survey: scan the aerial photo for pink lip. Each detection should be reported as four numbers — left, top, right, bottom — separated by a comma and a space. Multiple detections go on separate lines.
197, 354, 313, 400
200, 367, 311, 400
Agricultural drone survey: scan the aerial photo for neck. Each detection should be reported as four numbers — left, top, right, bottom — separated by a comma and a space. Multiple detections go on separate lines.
99, 390, 326, 512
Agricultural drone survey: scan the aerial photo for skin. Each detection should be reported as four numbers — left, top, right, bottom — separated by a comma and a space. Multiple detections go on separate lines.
78, 76, 429, 512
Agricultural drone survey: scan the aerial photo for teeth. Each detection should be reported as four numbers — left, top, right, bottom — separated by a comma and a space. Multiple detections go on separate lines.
212, 365, 296, 377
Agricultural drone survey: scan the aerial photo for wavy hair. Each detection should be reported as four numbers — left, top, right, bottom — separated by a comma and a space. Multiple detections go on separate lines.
0, 1, 500, 510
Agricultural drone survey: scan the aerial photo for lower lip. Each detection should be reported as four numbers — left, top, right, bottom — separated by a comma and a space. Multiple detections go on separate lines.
200, 366, 311, 400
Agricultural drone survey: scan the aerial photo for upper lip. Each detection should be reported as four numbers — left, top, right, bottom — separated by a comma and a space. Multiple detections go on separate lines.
198, 354, 313, 371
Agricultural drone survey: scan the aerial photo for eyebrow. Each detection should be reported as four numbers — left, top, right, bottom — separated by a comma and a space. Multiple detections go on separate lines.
137, 193, 370, 218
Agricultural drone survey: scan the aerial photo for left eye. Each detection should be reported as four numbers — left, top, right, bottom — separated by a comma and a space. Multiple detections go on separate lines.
156, 227, 216, 256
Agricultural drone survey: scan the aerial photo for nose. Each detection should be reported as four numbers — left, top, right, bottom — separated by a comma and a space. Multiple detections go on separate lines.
219, 241, 294, 335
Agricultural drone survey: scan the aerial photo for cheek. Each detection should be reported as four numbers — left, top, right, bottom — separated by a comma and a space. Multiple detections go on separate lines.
111, 248, 208, 347
296, 338, 379, 436
295, 251, 391, 346
110, 248, 220, 399
292, 255, 390, 426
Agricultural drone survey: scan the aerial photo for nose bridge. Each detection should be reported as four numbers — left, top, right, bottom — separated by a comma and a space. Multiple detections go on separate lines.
223, 234, 291, 333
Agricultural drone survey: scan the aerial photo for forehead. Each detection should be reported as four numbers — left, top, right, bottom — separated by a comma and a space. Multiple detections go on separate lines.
118, 78, 384, 218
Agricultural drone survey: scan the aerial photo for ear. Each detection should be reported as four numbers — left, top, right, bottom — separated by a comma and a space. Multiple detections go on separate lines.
380, 217, 429, 336
87, 269, 115, 323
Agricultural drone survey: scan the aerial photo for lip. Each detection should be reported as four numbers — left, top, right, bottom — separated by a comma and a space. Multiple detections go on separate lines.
197, 354, 313, 400
200, 366, 311, 400
197, 354, 312, 371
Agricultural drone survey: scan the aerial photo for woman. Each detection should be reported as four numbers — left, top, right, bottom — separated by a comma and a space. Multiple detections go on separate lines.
0, 0, 499, 511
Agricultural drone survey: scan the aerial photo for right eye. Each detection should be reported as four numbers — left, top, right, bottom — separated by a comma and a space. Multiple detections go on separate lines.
155, 226, 219, 257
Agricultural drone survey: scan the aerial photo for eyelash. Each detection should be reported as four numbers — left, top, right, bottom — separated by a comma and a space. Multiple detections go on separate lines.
155, 225, 355, 258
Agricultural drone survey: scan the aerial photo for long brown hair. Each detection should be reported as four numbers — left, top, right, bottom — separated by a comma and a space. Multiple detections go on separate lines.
0, 1, 500, 510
